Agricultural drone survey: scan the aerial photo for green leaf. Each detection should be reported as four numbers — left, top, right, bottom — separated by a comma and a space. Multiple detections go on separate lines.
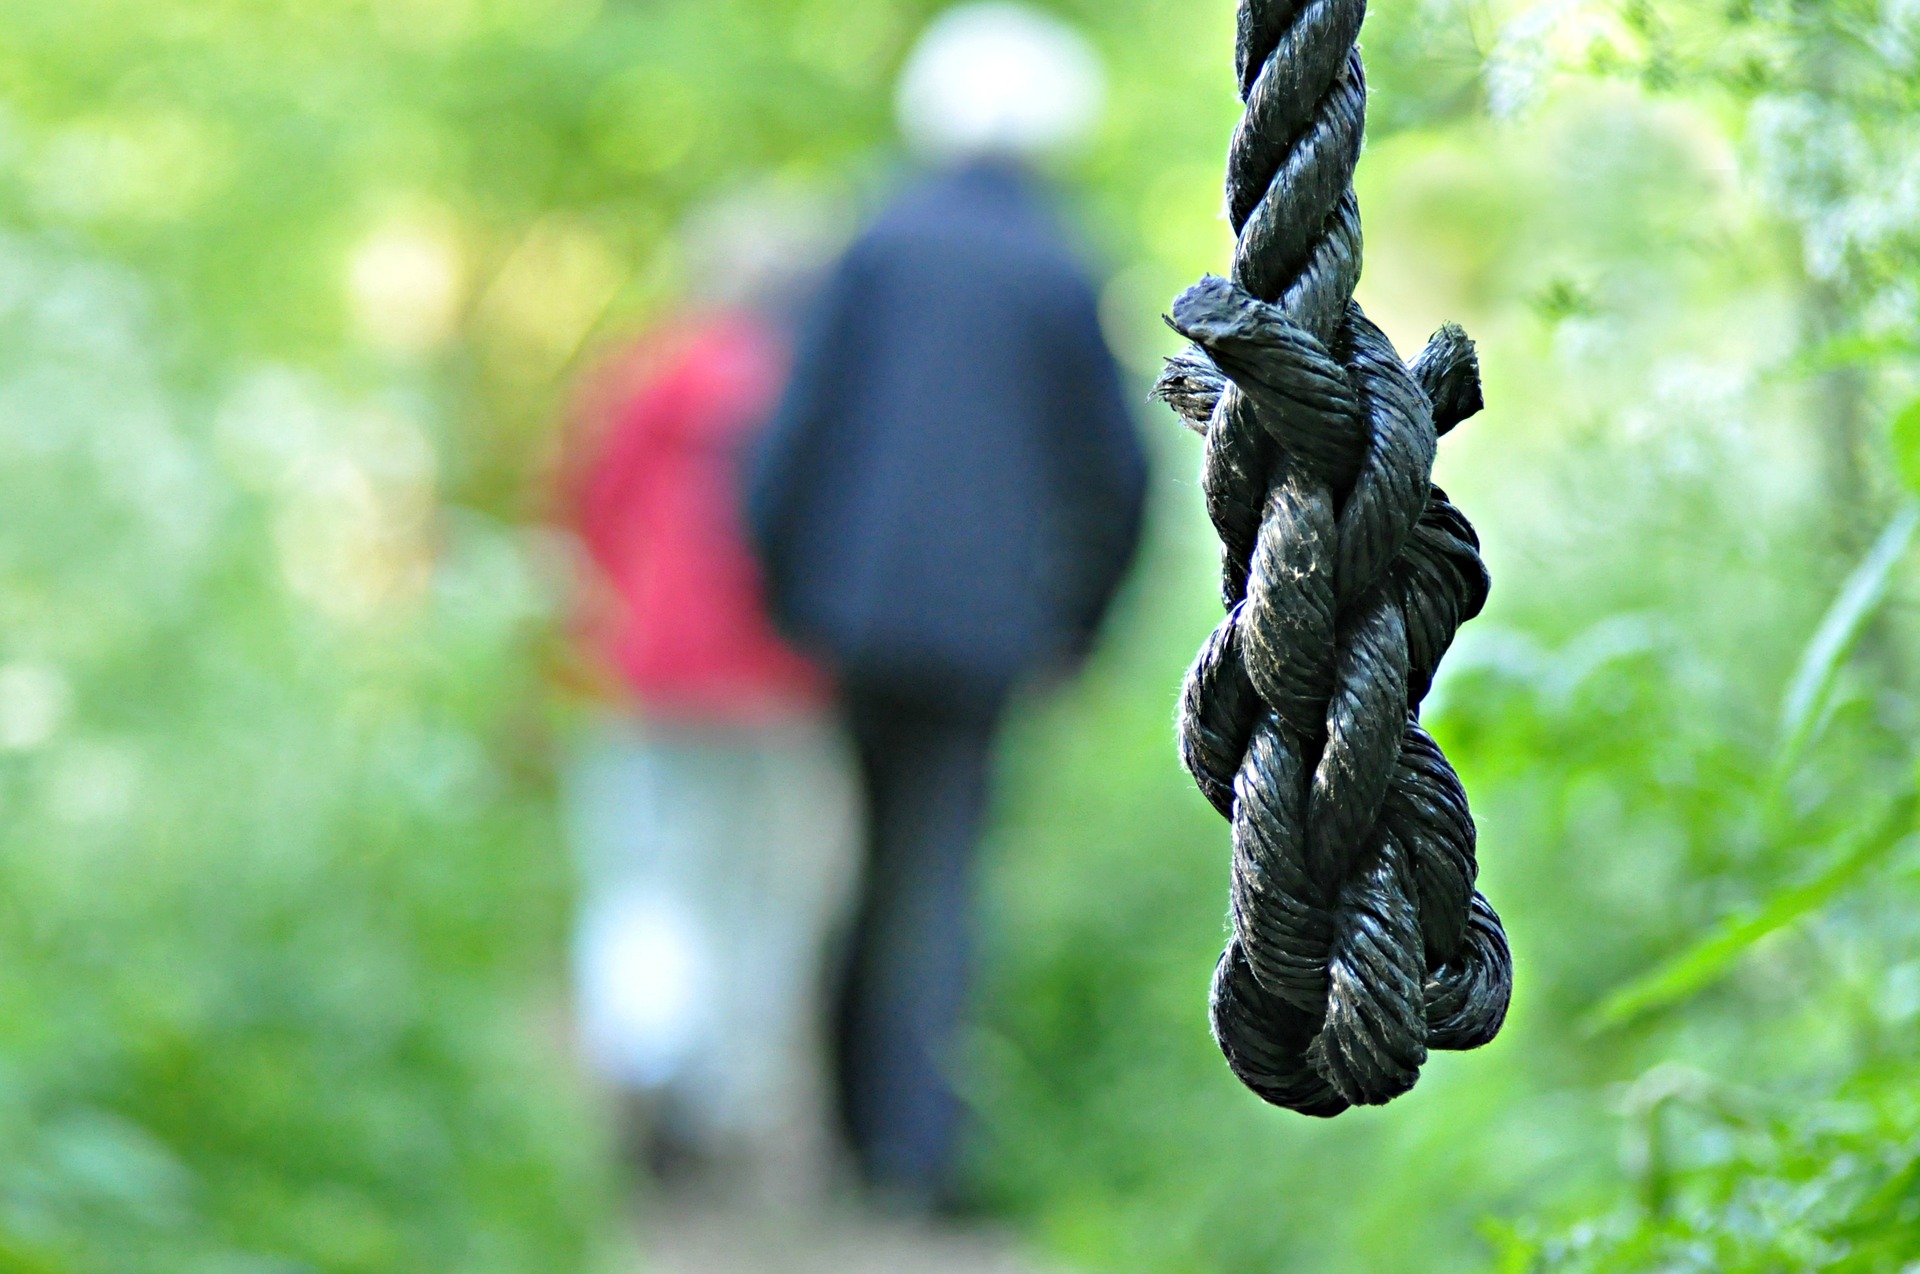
1791, 330, 1920, 378
1895, 400, 1920, 495
1585, 791, 1919, 1033
1776, 500, 1920, 774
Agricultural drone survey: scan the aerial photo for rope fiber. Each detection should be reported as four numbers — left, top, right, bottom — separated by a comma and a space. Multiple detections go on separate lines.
1152, 0, 1513, 1114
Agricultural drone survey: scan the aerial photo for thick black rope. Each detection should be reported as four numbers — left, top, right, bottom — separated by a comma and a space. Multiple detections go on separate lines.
1152, 0, 1512, 1114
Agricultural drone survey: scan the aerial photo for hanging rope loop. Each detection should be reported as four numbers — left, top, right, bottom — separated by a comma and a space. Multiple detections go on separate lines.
1154, 0, 1513, 1114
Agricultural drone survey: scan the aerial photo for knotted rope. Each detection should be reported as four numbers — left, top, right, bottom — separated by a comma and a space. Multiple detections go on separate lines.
1153, 0, 1512, 1114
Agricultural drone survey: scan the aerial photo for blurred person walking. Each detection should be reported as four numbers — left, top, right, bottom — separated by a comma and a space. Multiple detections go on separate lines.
747, 4, 1148, 1211
558, 190, 861, 1207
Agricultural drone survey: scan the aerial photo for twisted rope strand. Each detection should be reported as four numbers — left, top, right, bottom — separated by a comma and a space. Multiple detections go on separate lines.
1152, 0, 1512, 1113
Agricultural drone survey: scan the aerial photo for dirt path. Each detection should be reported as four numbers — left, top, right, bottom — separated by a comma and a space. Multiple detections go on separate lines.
641, 1202, 1059, 1274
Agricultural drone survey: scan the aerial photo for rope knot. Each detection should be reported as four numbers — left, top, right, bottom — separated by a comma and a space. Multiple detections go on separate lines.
1162, 0, 1513, 1114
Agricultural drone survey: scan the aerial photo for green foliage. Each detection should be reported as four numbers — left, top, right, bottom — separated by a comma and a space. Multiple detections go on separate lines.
1492, 1064, 1920, 1271
1587, 790, 1917, 1033
0, 226, 611, 1268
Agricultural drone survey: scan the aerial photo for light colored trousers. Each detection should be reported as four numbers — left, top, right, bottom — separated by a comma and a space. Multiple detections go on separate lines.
563, 712, 860, 1197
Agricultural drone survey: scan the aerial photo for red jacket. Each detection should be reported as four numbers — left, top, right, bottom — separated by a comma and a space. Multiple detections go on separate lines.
567, 313, 828, 721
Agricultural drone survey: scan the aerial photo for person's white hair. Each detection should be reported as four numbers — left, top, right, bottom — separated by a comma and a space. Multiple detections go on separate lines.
895, 4, 1106, 163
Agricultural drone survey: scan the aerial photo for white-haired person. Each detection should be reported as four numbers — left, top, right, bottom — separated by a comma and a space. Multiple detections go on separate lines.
747, 4, 1147, 1211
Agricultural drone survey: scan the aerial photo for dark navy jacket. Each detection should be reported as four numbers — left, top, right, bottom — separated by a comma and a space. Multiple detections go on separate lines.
746, 163, 1148, 702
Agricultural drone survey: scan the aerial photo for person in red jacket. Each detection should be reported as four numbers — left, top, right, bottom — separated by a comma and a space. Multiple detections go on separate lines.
571, 316, 828, 719
558, 198, 859, 1204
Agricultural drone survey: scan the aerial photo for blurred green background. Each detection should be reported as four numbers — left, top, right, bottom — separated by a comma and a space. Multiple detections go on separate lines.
5, 0, 1920, 1270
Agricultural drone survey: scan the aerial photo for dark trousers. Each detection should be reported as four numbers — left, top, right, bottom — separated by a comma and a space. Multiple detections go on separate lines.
836, 684, 1001, 1203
